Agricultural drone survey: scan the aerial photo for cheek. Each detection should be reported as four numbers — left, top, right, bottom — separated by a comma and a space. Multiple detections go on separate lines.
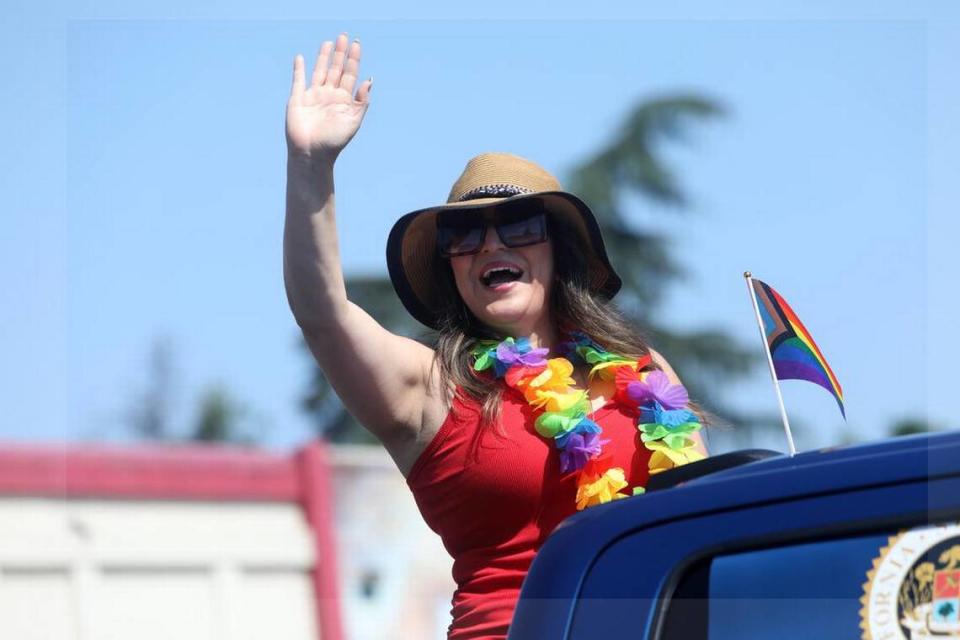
449, 256, 474, 294
528, 245, 555, 288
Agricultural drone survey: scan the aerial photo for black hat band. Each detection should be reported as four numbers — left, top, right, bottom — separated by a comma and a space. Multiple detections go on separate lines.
456, 184, 535, 202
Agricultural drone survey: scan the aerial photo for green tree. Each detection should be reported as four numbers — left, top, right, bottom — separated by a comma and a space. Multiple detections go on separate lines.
299, 93, 765, 444
565, 95, 768, 438
124, 337, 263, 445
125, 335, 177, 441
190, 384, 260, 445
889, 418, 937, 438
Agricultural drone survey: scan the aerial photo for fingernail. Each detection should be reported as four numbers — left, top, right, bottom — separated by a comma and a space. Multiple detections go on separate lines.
368, 76, 374, 91
354, 37, 361, 43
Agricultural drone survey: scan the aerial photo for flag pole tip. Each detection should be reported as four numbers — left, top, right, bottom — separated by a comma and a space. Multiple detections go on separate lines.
743, 271, 752, 278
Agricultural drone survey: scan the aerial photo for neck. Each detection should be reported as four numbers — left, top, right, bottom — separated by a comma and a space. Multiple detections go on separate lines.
525, 325, 559, 352
491, 315, 559, 353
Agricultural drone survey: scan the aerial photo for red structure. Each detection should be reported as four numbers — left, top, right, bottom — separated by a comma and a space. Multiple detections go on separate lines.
0, 440, 343, 640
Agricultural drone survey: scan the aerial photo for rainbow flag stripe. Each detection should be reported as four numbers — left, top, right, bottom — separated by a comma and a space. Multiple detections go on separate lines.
752, 279, 845, 418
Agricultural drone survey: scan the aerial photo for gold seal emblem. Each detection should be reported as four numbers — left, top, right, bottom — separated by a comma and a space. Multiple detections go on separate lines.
861, 522, 960, 639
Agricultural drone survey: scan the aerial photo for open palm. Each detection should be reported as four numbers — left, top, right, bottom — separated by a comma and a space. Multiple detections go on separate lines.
286, 33, 372, 162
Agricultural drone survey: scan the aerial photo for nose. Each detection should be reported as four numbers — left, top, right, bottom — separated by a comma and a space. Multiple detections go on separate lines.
478, 222, 505, 253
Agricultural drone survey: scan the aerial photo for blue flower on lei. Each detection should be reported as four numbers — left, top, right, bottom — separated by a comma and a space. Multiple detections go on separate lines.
638, 402, 699, 428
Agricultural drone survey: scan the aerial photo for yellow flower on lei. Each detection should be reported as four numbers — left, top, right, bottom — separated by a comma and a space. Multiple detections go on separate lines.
587, 357, 638, 381
575, 467, 629, 510
518, 358, 577, 404
528, 389, 588, 413
646, 440, 706, 475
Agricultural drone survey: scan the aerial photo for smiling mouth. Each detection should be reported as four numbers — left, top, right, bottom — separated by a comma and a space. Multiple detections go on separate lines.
481, 266, 524, 288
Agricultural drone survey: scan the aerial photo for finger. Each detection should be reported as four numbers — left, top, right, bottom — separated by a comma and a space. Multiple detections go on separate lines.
311, 40, 333, 88
355, 76, 373, 105
325, 32, 349, 87
290, 54, 305, 100
340, 38, 362, 95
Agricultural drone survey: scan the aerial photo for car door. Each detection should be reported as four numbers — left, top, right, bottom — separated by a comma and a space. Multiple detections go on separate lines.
569, 475, 960, 639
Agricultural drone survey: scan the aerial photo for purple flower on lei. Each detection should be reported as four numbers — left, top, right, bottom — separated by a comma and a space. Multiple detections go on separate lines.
492, 337, 549, 377
559, 431, 608, 474
626, 370, 689, 410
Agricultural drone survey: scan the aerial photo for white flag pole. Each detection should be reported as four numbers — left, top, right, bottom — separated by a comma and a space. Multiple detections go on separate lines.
744, 272, 797, 456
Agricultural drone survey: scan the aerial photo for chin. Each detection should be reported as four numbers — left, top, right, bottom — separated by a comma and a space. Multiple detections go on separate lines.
476, 301, 546, 334
480, 305, 526, 327
456, 275, 552, 334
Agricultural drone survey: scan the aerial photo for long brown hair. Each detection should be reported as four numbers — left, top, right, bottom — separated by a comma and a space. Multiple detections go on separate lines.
430, 214, 664, 430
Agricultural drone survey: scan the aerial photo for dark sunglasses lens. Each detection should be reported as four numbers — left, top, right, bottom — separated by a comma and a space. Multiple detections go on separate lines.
438, 224, 485, 256
497, 213, 547, 248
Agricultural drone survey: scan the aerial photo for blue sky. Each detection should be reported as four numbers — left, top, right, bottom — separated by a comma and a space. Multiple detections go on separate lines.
2, 1, 957, 453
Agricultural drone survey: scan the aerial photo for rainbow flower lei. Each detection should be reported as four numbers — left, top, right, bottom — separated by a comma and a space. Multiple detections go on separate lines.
471, 332, 705, 510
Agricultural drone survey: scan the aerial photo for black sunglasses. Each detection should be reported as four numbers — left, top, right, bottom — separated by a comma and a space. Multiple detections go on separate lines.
436, 206, 548, 257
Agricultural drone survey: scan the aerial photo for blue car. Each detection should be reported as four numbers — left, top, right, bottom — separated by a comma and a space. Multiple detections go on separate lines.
509, 431, 960, 640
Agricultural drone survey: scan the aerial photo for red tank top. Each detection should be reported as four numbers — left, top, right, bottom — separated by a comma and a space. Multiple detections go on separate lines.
406, 384, 652, 640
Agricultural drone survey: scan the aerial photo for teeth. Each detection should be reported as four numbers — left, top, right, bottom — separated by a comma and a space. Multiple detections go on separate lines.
481, 266, 522, 286
483, 267, 521, 279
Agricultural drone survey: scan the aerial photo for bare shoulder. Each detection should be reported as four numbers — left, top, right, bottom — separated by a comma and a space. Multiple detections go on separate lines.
648, 348, 680, 383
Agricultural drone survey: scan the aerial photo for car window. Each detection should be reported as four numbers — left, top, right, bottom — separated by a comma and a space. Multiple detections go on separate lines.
659, 521, 960, 640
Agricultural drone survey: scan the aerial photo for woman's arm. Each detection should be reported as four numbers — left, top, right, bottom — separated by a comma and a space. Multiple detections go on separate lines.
283, 34, 437, 450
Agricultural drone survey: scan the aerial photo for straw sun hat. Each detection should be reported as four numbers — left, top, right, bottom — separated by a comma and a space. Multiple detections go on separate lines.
386, 151, 622, 330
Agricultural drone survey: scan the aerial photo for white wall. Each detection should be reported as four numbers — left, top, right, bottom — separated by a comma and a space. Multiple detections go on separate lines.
0, 498, 318, 640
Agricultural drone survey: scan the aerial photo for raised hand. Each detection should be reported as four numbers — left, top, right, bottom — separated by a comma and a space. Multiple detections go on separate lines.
286, 33, 372, 163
